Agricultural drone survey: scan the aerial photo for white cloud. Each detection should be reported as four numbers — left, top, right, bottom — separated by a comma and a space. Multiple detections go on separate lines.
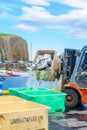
19, 6, 53, 22
0, 12, 10, 18
0, 12, 14, 20
12, 0, 87, 39
21, 0, 87, 8
58, 9, 87, 25
1, 6, 11, 11
12, 23, 38, 32
48, 0, 87, 9
21, 0, 49, 6
0, 2, 12, 11
18, 6, 87, 28
68, 29, 87, 39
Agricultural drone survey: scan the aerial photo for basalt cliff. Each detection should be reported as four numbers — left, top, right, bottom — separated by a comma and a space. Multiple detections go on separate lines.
0, 34, 29, 61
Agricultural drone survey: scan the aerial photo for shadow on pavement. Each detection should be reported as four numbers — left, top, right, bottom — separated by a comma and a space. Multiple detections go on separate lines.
49, 104, 87, 130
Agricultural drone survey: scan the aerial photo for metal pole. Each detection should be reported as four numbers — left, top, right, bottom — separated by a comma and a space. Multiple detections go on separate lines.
30, 41, 32, 62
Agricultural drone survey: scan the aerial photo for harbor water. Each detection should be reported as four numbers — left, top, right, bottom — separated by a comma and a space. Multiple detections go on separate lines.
0, 75, 57, 90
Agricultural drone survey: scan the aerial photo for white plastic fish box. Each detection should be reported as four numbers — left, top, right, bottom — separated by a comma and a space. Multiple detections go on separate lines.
33, 50, 58, 81
0, 96, 50, 130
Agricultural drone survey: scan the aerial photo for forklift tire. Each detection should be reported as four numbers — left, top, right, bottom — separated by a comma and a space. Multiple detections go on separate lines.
64, 88, 79, 108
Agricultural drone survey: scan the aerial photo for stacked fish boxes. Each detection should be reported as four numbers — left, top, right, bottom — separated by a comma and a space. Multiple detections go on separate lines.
0, 96, 50, 130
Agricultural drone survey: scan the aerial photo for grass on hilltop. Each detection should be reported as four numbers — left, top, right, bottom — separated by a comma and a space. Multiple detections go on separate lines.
0, 33, 9, 37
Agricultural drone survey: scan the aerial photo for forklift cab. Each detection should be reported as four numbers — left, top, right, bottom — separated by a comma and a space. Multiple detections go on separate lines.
62, 46, 87, 107
70, 46, 87, 89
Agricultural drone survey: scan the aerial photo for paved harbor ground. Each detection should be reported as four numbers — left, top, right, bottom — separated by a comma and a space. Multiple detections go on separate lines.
49, 104, 87, 130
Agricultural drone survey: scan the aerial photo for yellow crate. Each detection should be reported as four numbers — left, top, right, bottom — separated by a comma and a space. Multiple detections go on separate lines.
0, 95, 23, 103
2, 90, 9, 95
0, 96, 50, 130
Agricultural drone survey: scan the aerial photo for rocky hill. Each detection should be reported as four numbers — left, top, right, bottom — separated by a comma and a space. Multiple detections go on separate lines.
0, 34, 29, 61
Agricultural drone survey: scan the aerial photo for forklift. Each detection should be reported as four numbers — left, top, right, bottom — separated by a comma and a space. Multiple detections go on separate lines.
58, 45, 87, 108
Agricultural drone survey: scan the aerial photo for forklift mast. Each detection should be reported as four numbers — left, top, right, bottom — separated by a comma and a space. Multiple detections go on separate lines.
63, 48, 77, 84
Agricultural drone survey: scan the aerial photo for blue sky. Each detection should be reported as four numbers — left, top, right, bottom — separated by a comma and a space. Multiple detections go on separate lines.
0, 0, 87, 60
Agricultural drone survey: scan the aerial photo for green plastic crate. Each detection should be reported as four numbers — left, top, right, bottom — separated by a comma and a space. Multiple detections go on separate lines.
9, 87, 46, 96
17, 90, 66, 114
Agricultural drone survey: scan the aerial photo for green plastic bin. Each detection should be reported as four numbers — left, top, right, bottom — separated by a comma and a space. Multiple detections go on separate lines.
9, 87, 46, 96
9, 87, 33, 96
17, 90, 66, 114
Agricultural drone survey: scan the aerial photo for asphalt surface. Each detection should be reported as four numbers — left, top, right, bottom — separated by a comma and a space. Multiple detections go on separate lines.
48, 104, 87, 130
